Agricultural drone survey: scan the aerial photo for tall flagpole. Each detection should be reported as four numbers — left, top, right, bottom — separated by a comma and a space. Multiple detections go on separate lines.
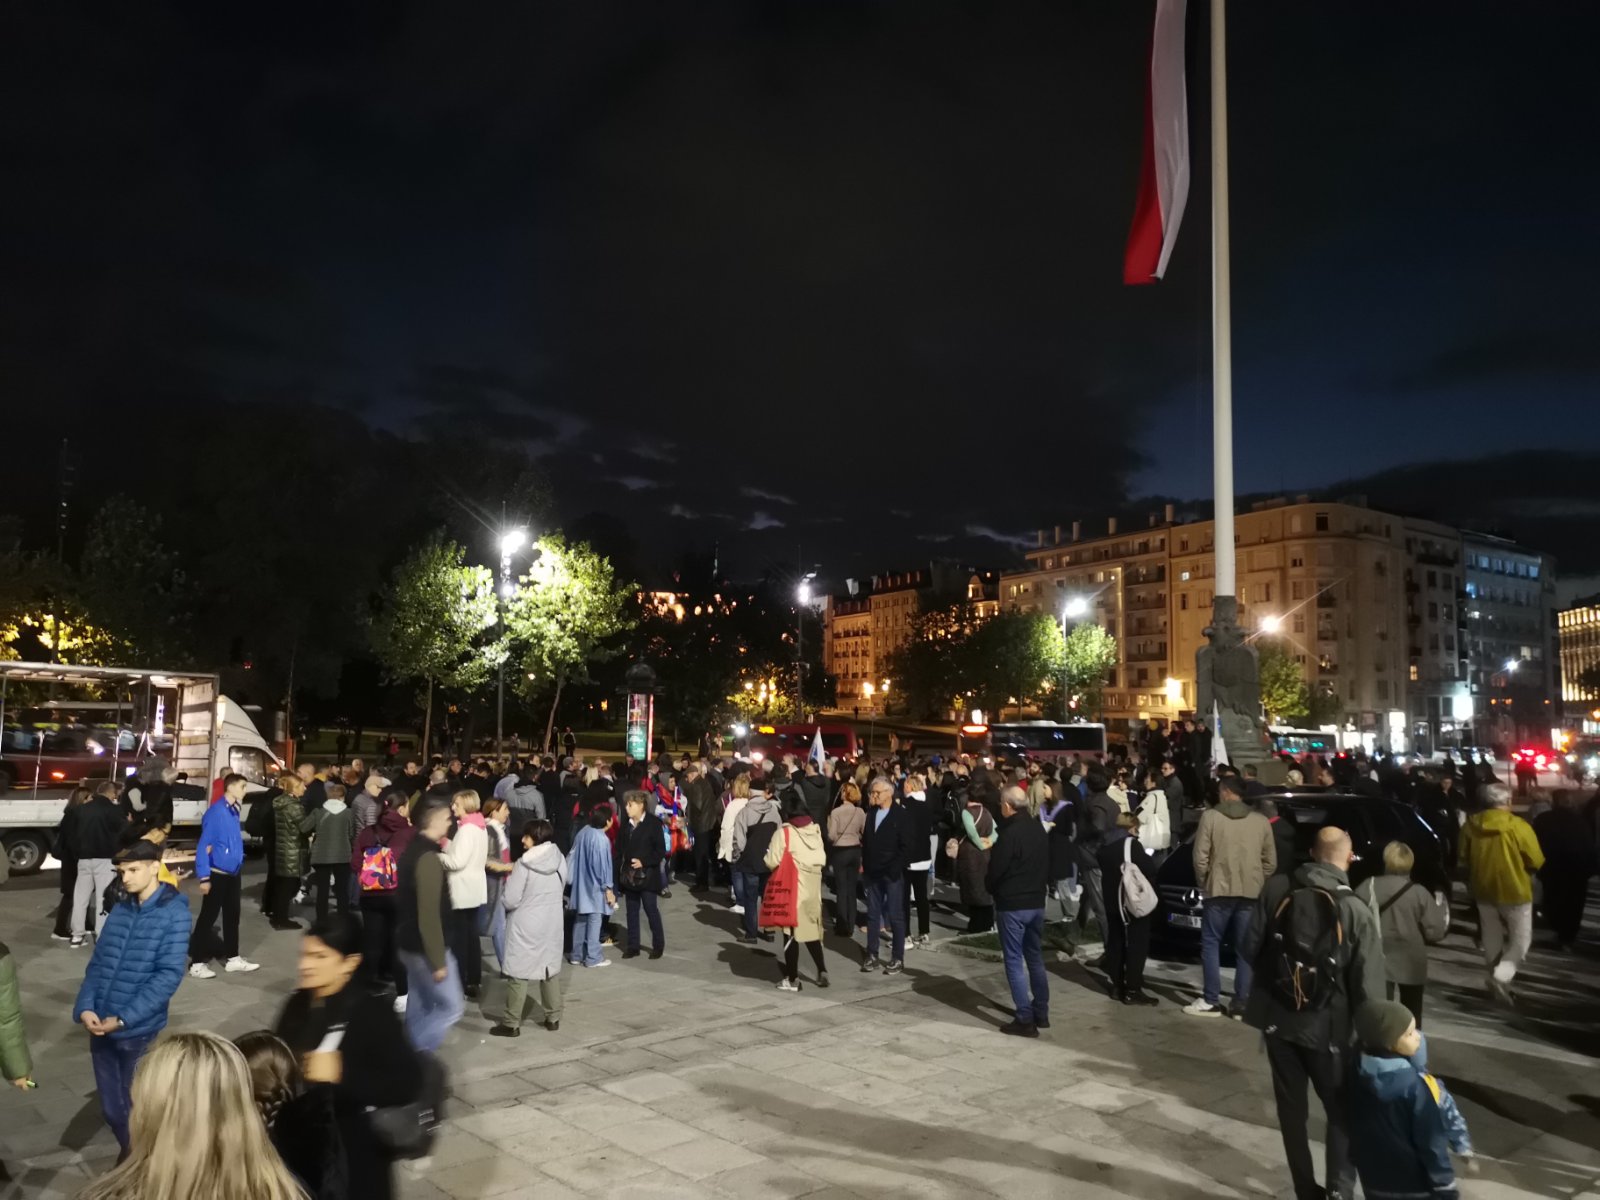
1210, 0, 1235, 611
1198, 0, 1259, 765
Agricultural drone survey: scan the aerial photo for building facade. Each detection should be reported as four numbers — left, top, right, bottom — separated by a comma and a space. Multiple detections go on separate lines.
999, 499, 1554, 751
1461, 532, 1557, 747
1558, 594, 1600, 732
821, 562, 971, 714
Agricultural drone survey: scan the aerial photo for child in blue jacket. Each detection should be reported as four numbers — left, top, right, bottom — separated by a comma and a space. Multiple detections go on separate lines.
1350, 1000, 1470, 1200
73, 840, 191, 1155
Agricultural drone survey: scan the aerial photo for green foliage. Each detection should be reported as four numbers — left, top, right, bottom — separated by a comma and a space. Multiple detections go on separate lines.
1258, 638, 1311, 723
78, 497, 191, 663
503, 534, 635, 699
368, 535, 499, 697
885, 602, 985, 719
1307, 684, 1342, 727
967, 611, 1065, 716
1060, 622, 1119, 715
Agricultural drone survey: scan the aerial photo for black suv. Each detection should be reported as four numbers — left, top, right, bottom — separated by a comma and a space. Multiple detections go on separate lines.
1153, 789, 1449, 946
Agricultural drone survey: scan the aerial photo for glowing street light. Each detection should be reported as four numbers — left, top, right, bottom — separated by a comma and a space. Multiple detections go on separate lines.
1504, 658, 1520, 673
496, 527, 530, 754
1059, 597, 1089, 721
499, 528, 528, 557
1062, 596, 1089, 620
1259, 614, 1283, 634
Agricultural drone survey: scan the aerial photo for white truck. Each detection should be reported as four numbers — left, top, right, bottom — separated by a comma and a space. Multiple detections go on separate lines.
0, 661, 282, 873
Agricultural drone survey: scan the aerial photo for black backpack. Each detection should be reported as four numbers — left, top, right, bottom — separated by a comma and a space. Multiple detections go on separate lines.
1263, 885, 1347, 1012
737, 819, 779, 874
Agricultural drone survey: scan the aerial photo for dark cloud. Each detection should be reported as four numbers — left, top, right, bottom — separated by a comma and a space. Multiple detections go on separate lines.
2, 4, 1598, 583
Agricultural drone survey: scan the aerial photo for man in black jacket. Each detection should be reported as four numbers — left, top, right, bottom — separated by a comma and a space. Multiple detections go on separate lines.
798, 760, 831, 830
986, 785, 1051, 1037
64, 783, 127, 945
860, 777, 913, 974
1240, 826, 1383, 1200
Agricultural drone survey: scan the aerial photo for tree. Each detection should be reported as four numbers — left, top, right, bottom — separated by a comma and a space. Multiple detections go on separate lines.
884, 601, 986, 720
1061, 622, 1119, 717
502, 534, 635, 751
78, 496, 191, 663
967, 611, 1063, 717
367, 535, 498, 759
1258, 638, 1311, 724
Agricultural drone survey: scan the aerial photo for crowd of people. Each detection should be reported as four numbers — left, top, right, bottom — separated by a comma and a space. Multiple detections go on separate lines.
1, 728, 1594, 1200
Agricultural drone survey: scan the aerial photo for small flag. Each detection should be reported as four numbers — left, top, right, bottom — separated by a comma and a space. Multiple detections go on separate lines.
1211, 700, 1230, 768
1124, 0, 1191, 284
809, 726, 827, 772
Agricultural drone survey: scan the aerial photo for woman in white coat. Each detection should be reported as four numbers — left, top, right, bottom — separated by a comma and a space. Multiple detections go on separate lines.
439, 789, 490, 1001
490, 818, 569, 1036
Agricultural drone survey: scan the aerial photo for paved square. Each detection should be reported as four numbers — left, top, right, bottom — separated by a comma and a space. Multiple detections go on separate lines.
2, 864, 1596, 1198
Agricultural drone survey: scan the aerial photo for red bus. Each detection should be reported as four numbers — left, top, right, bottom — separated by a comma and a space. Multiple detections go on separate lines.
747, 723, 859, 764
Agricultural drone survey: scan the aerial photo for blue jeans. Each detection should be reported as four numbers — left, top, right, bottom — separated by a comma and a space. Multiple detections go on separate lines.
733, 870, 767, 938
90, 1032, 155, 1154
997, 908, 1049, 1025
864, 875, 906, 962
397, 948, 464, 1053
1201, 896, 1256, 1006
571, 911, 604, 965
483, 898, 507, 970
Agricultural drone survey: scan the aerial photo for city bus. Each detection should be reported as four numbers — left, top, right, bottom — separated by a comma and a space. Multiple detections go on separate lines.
1268, 726, 1339, 758
957, 720, 1108, 765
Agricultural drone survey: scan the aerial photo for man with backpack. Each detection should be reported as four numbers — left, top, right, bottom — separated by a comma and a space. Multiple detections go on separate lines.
1241, 825, 1384, 1200
1184, 775, 1276, 1018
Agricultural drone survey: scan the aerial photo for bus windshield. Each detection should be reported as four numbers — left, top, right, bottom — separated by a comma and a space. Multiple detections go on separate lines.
960, 722, 1107, 762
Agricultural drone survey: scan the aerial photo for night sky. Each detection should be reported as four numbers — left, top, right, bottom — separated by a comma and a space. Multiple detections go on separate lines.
5, 2, 1599, 582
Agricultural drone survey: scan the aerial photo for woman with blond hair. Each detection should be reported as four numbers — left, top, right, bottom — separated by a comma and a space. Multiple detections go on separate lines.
826, 780, 865, 935
267, 774, 309, 930
1372, 840, 1449, 1026
77, 1031, 309, 1200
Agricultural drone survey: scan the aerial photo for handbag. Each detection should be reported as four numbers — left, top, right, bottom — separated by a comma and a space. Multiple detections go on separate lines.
619, 863, 650, 891
1118, 838, 1158, 920
943, 837, 960, 860
316, 1025, 444, 1159
759, 828, 800, 928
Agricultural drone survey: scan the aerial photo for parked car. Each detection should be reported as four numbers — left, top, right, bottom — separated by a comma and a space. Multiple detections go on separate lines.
1153, 789, 1449, 947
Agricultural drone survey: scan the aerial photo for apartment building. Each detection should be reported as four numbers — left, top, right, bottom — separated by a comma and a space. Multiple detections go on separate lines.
1558, 594, 1600, 731
821, 562, 972, 714
1000, 498, 1553, 751
1462, 532, 1558, 745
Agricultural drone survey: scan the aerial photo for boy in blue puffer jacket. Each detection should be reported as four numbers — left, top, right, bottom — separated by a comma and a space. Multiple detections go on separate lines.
1349, 1000, 1466, 1200
73, 840, 191, 1157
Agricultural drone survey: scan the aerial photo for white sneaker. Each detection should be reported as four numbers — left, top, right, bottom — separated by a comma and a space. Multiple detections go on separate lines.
292, 891, 307, 906
189, 962, 217, 980
588, 959, 611, 969
1183, 998, 1222, 1017
731, 904, 745, 915
777, 978, 801, 992
224, 956, 260, 973
69, 936, 88, 948
393, 994, 408, 1014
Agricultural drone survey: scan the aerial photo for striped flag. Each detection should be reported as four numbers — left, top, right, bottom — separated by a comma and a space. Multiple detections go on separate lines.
1123, 0, 1190, 284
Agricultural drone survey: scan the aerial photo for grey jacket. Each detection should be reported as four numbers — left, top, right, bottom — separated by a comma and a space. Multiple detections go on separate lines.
1242, 861, 1385, 1049
1372, 874, 1448, 986
1192, 799, 1276, 899
500, 842, 568, 982
301, 798, 356, 867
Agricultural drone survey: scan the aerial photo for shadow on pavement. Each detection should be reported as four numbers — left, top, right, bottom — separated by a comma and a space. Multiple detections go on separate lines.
714, 1081, 1245, 1200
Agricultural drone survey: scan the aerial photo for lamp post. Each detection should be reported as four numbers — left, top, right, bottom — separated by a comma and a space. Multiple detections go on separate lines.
497, 528, 528, 757
796, 572, 816, 721
861, 680, 875, 757
1061, 596, 1089, 721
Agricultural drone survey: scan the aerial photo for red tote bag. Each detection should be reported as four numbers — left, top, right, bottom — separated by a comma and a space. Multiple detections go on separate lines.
759, 827, 799, 928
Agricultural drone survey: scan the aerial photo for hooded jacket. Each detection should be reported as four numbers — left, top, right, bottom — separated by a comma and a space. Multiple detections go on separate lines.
1241, 861, 1383, 1049
350, 806, 414, 875
1460, 807, 1545, 906
1373, 874, 1449, 986
271, 790, 310, 876
501, 842, 568, 981
302, 797, 356, 867
73, 881, 191, 1040
1191, 798, 1276, 900
731, 793, 780, 863
1349, 1051, 1458, 1200
60, 795, 127, 862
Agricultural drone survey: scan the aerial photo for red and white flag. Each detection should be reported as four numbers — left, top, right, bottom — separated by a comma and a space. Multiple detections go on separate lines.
1123, 0, 1190, 284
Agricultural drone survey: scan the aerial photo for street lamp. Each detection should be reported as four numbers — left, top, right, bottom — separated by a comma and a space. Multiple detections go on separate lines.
861, 680, 876, 758
497, 528, 529, 756
1259, 614, 1283, 634
796, 571, 817, 721
1060, 597, 1088, 722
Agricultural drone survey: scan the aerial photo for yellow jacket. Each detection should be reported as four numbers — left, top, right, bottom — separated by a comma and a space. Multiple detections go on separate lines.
1461, 808, 1545, 906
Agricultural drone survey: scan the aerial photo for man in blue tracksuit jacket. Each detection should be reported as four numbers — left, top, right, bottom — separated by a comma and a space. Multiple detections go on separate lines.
187, 773, 260, 979
73, 840, 190, 1155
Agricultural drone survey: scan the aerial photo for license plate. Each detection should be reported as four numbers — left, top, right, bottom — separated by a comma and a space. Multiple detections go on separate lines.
1167, 913, 1201, 929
